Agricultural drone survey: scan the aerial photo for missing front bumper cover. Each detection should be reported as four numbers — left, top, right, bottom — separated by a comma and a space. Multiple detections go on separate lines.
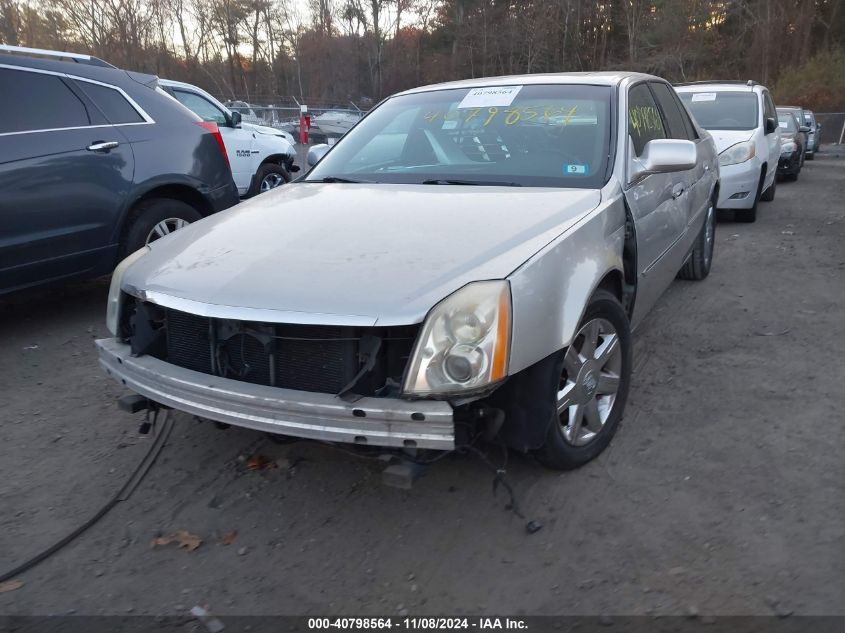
96, 338, 455, 450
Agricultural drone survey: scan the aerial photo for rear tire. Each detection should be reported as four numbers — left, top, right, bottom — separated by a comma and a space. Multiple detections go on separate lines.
534, 290, 632, 471
806, 152, 814, 161
678, 198, 715, 281
121, 198, 202, 256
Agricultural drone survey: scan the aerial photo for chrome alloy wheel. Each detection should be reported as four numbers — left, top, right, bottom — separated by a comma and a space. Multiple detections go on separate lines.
260, 172, 286, 192
145, 217, 189, 245
703, 202, 715, 269
557, 318, 623, 446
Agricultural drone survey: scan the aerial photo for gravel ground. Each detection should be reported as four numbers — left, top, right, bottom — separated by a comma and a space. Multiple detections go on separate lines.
1, 148, 844, 617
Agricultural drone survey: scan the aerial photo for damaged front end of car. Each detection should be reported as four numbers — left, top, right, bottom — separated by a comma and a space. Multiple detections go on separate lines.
97, 270, 527, 453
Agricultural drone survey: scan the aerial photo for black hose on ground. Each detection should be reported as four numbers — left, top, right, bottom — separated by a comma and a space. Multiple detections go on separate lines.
0, 409, 173, 583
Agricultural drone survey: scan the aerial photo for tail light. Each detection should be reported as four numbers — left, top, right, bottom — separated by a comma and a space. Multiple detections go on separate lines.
194, 121, 230, 169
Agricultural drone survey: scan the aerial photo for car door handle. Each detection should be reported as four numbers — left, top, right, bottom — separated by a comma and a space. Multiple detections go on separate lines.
671, 183, 685, 199
87, 141, 119, 152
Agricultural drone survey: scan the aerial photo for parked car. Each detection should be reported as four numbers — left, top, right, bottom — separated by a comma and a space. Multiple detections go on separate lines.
676, 80, 780, 222
775, 110, 806, 181
802, 109, 821, 157
98, 72, 719, 471
777, 106, 811, 161
0, 45, 238, 295
160, 79, 298, 197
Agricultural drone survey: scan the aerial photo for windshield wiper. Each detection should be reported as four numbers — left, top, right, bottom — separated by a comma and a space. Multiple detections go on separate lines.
306, 176, 372, 183
421, 179, 522, 187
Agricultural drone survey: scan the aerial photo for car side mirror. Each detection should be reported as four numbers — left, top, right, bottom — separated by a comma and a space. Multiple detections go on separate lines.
798, 125, 810, 133
629, 139, 697, 182
230, 110, 242, 128
307, 144, 330, 167
765, 117, 777, 134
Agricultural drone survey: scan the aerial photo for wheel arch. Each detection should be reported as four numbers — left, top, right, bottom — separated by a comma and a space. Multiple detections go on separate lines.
112, 183, 212, 264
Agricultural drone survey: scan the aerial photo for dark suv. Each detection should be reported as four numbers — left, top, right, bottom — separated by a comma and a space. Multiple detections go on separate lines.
0, 46, 239, 295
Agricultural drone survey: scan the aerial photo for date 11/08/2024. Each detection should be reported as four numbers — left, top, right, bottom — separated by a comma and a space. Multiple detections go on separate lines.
307, 617, 529, 630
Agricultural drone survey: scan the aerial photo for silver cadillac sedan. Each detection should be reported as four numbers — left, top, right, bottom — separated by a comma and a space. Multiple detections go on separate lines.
98, 72, 719, 470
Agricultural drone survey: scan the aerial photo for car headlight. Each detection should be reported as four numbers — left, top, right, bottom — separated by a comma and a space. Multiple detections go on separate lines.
781, 141, 797, 153
403, 280, 511, 396
106, 247, 149, 335
719, 140, 756, 166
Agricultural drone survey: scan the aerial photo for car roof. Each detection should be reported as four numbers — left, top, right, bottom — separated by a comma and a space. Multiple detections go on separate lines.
674, 82, 760, 93
0, 50, 157, 88
395, 71, 662, 96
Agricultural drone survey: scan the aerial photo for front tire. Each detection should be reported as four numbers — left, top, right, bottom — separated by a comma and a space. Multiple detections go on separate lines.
760, 171, 776, 201
678, 198, 715, 281
534, 290, 632, 470
735, 170, 764, 223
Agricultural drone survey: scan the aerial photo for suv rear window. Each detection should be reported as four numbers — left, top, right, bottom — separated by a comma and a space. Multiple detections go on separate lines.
678, 91, 759, 131
0, 68, 89, 133
76, 81, 145, 124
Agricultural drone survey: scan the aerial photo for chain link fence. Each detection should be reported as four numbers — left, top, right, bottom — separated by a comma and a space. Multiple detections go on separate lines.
815, 112, 845, 145
215, 97, 367, 144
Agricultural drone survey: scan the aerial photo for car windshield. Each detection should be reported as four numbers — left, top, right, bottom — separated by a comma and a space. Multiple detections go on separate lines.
777, 112, 797, 132
306, 84, 612, 188
678, 91, 759, 131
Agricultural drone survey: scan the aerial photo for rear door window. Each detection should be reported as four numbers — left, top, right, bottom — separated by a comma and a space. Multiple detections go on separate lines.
650, 82, 694, 140
0, 68, 90, 134
76, 81, 145, 124
628, 83, 667, 156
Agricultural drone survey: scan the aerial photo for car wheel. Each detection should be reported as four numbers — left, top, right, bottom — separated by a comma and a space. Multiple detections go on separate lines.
250, 163, 291, 197
677, 198, 715, 281
760, 171, 776, 201
735, 170, 764, 223
787, 171, 799, 182
806, 152, 814, 161
534, 290, 632, 470
122, 198, 202, 256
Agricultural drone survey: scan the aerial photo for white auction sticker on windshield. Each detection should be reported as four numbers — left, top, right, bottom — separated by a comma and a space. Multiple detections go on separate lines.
458, 86, 522, 109
691, 92, 717, 102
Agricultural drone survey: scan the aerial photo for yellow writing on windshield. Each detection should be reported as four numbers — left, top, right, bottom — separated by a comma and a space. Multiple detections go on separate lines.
424, 104, 585, 127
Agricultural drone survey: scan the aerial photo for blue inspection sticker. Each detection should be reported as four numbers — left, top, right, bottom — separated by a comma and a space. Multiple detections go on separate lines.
563, 164, 589, 175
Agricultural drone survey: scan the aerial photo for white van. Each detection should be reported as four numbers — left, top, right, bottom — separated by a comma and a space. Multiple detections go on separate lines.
675, 81, 781, 222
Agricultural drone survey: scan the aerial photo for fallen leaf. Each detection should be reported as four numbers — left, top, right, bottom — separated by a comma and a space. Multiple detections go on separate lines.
221, 530, 238, 546
0, 580, 23, 593
152, 529, 203, 552
246, 454, 278, 471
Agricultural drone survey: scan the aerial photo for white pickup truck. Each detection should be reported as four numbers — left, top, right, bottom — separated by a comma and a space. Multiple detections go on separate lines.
159, 79, 298, 197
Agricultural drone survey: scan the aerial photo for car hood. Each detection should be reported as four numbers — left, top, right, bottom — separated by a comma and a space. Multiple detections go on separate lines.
709, 129, 754, 153
244, 122, 284, 136
123, 183, 601, 326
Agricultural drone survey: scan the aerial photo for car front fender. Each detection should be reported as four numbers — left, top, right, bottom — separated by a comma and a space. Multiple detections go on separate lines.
507, 192, 627, 375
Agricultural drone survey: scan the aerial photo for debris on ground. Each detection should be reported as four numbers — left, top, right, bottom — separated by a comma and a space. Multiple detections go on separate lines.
151, 530, 203, 552
220, 530, 238, 546
190, 605, 225, 633
0, 580, 23, 593
245, 454, 278, 471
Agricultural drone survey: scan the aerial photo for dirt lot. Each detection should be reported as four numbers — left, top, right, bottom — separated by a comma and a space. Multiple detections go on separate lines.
1, 149, 844, 618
